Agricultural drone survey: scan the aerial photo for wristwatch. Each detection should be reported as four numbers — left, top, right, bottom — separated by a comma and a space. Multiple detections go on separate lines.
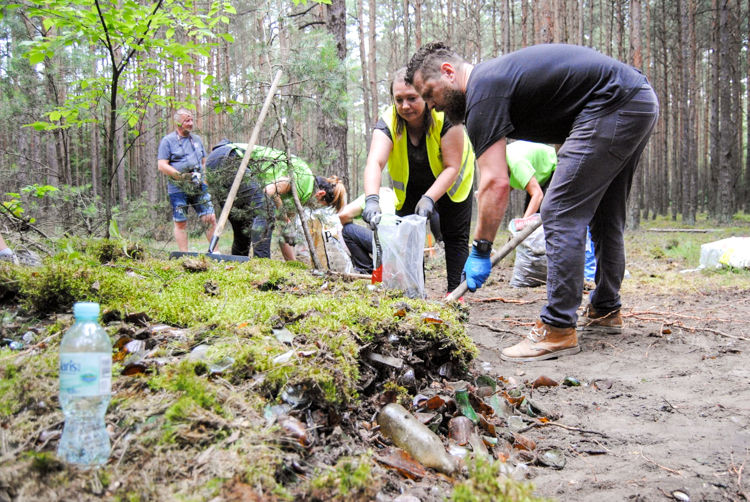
472, 239, 493, 254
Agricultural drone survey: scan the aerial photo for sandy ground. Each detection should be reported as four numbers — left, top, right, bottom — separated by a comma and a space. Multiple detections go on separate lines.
429, 259, 750, 502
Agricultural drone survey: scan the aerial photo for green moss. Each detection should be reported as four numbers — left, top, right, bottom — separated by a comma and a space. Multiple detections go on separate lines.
450, 457, 552, 502
26, 451, 64, 475
5, 246, 477, 410
149, 361, 224, 417
0, 263, 23, 300
18, 263, 95, 313
84, 238, 147, 263
0, 351, 58, 419
114, 492, 147, 502
164, 396, 200, 423
649, 245, 666, 260
383, 381, 410, 407
310, 454, 377, 501
0, 361, 21, 416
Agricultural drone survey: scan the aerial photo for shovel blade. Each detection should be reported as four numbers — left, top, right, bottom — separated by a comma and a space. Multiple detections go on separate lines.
371, 265, 383, 284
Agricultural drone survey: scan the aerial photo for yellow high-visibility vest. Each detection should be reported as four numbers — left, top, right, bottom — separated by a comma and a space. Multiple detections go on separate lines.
383, 106, 475, 209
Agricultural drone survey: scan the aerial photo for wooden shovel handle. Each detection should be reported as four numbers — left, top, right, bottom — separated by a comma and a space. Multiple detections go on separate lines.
445, 216, 543, 302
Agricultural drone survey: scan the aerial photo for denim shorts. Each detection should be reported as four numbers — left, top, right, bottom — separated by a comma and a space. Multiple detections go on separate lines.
169, 185, 214, 222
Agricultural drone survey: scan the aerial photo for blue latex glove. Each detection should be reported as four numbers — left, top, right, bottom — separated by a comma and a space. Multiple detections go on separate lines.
461, 248, 492, 292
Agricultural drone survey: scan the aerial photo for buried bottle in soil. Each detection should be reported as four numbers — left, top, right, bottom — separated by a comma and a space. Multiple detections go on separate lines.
377, 403, 458, 476
57, 302, 112, 467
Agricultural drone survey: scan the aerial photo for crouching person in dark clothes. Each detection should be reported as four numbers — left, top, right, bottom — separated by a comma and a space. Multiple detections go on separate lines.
206, 140, 347, 260
205, 140, 273, 258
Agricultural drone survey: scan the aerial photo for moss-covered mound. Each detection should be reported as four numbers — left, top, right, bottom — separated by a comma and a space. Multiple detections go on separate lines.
0, 244, 484, 501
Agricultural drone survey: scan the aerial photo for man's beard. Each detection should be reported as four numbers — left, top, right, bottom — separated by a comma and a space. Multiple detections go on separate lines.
442, 87, 467, 125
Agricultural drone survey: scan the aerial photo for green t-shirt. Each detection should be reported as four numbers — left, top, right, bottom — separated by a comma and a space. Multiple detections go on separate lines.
506, 141, 557, 191
235, 145, 315, 203
351, 187, 397, 220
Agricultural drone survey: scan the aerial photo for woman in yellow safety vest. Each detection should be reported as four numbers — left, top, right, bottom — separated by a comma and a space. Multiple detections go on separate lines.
361, 67, 475, 295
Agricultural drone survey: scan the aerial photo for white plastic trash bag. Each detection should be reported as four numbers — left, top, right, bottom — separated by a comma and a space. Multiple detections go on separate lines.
374, 214, 427, 298
308, 208, 354, 274
698, 236, 750, 270
509, 214, 547, 288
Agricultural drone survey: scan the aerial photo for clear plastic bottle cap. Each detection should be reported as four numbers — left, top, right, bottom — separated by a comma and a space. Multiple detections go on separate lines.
73, 302, 100, 319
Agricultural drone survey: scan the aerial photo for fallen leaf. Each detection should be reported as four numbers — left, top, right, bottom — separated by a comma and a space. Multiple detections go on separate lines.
531, 375, 559, 389
121, 363, 153, 376
376, 448, 427, 480
512, 432, 536, 451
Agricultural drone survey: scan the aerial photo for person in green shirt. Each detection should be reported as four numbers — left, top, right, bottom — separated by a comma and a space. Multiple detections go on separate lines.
506, 140, 557, 218
205, 140, 346, 260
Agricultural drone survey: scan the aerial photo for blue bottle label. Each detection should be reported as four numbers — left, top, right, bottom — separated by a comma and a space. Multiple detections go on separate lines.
60, 353, 112, 397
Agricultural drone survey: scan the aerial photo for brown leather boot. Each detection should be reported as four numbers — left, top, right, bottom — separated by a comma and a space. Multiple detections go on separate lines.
500, 320, 581, 362
579, 305, 623, 334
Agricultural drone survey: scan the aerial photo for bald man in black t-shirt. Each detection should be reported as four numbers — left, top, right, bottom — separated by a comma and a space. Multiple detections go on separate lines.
407, 43, 659, 363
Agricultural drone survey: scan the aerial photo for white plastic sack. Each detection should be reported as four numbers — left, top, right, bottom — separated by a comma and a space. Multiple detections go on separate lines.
320, 224, 354, 274
310, 208, 354, 274
373, 214, 427, 298
699, 236, 750, 269
509, 214, 547, 288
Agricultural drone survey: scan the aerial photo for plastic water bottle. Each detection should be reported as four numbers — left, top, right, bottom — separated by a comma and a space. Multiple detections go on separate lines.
57, 302, 112, 467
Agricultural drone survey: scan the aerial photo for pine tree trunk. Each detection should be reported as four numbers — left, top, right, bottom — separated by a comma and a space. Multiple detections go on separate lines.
46, 138, 58, 188
508, 0, 512, 52
680, 0, 697, 224
415, 0, 422, 48
493, 0, 499, 55
731, 0, 742, 214
521, 0, 528, 47
144, 105, 158, 206
626, 0, 643, 230
709, 0, 720, 218
318, 0, 349, 190
357, 0, 373, 149
91, 124, 100, 199
717, 0, 734, 223
540, 0, 553, 43
746, 0, 750, 211
403, 0, 410, 59
116, 111, 127, 210
368, 0, 378, 121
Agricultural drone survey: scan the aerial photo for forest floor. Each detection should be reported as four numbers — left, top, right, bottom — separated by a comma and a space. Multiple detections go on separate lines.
0, 223, 749, 502
422, 226, 750, 502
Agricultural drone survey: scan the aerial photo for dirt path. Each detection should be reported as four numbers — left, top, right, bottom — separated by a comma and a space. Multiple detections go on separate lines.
444, 263, 750, 502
